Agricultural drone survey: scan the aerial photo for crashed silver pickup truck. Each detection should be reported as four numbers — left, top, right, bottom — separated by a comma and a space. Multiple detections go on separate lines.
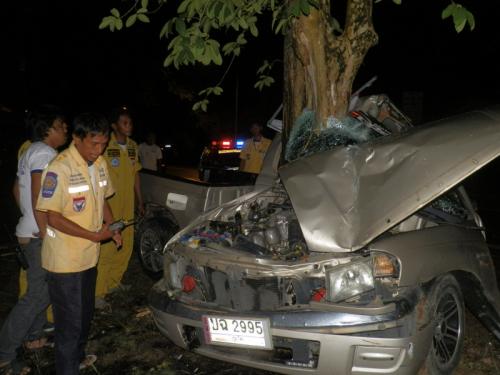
149, 103, 500, 375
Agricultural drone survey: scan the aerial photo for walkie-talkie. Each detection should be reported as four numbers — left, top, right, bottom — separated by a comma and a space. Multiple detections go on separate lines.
108, 219, 135, 232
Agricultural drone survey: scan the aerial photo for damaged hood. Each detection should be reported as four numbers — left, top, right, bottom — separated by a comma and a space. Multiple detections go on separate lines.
280, 110, 500, 252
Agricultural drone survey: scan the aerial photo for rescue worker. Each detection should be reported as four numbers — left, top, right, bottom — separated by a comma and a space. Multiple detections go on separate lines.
239, 122, 272, 174
0, 105, 67, 375
36, 113, 122, 374
95, 107, 144, 305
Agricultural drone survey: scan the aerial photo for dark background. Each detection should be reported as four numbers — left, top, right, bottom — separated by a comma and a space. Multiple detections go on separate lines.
2, 0, 500, 242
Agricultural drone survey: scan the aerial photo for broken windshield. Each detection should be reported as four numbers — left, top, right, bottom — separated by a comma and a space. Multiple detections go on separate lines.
284, 95, 413, 162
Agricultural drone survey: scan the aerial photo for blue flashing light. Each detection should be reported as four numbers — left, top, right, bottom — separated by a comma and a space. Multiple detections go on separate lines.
235, 140, 245, 149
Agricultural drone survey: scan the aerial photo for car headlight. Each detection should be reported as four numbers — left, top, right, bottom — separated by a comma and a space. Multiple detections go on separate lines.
325, 259, 374, 302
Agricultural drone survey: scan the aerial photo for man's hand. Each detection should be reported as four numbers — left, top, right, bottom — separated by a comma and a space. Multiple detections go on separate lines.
112, 232, 123, 248
93, 224, 114, 242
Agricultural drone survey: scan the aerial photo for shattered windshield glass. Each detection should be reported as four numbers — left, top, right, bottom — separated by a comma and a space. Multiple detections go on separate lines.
285, 95, 413, 162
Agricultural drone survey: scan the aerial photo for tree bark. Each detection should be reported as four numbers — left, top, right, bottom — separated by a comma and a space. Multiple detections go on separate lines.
283, 0, 378, 141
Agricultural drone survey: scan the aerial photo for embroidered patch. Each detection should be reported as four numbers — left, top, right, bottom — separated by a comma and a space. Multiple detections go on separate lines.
73, 196, 86, 212
111, 158, 120, 167
42, 172, 58, 198
128, 148, 136, 158
107, 149, 120, 157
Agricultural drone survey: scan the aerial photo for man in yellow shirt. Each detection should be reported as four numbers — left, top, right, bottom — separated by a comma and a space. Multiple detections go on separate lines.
239, 123, 272, 174
36, 113, 122, 374
95, 108, 144, 303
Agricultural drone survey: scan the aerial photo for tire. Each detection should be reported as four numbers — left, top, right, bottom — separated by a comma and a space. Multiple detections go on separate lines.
424, 274, 465, 375
136, 218, 178, 280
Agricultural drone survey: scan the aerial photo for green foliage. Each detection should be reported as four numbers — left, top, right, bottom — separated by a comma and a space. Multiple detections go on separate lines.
442, 3, 475, 33
100, 0, 476, 111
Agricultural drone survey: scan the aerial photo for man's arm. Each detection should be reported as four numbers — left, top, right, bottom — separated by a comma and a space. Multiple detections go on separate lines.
31, 172, 47, 238
103, 200, 122, 246
134, 173, 145, 216
12, 178, 20, 208
103, 200, 114, 224
47, 210, 113, 243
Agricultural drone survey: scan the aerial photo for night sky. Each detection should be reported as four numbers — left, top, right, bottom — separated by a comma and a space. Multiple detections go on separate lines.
1, 0, 500, 154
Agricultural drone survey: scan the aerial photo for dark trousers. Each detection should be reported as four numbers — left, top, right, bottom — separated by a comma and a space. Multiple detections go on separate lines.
47, 267, 96, 375
0, 239, 49, 362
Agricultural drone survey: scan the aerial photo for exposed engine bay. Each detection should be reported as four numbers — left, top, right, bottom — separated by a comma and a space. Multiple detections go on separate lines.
178, 185, 309, 261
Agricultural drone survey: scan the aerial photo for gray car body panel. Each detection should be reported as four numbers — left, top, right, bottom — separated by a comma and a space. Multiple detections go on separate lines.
280, 111, 500, 252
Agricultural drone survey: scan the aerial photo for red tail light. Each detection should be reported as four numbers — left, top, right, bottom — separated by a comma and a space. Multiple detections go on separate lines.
182, 275, 197, 293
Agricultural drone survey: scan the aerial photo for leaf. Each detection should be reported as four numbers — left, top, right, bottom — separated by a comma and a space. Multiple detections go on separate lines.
138, 14, 150, 23
256, 60, 271, 75
300, 0, 310, 16
99, 16, 113, 30
254, 75, 275, 91
275, 18, 288, 34
441, 4, 454, 19
249, 23, 258, 37
141, 0, 149, 9
163, 54, 175, 67
392, 0, 402, 5
110, 8, 120, 18
126, 14, 137, 28
160, 20, 173, 38
115, 18, 123, 30
178, 0, 189, 14
175, 18, 186, 35
466, 11, 475, 31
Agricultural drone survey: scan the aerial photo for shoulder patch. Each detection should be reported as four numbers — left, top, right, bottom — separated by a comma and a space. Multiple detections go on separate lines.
42, 172, 58, 198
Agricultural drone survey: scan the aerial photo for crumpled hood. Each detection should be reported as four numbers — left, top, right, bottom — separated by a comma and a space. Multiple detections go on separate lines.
279, 110, 500, 252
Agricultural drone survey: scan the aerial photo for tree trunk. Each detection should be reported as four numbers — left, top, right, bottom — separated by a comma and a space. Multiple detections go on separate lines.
283, 0, 378, 141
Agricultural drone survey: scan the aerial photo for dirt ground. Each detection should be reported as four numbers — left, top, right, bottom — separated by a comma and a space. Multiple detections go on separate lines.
1, 252, 500, 374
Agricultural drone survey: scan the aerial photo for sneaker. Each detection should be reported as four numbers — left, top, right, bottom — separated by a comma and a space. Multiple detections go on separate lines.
79, 354, 97, 370
43, 322, 55, 334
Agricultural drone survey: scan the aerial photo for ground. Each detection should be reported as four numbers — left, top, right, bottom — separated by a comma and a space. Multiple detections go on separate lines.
0, 252, 499, 374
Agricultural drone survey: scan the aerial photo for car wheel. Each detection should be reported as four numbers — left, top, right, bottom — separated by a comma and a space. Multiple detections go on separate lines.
424, 274, 465, 375
136, 218, 177, 279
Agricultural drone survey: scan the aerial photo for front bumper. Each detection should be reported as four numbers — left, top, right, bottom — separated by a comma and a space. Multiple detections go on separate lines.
149, 284, 433, 375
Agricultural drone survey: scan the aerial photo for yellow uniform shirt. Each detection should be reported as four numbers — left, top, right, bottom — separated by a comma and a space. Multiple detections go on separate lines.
36, 143, 114, 273
103, 133, 141, 220
239, 137, 272, 174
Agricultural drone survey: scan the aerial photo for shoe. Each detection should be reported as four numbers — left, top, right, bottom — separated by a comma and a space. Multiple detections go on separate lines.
79, 354, 97, 370
42, 322, 54, 334
94, 297, 110, 310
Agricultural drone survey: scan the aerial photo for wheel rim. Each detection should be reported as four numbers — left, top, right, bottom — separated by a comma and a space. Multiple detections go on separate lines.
139, 228, 164, 273
432, 290, 462, 367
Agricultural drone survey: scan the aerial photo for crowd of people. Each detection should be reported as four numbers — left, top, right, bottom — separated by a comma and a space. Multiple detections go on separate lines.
0, 106, 150, 375
0, 106, 272, 375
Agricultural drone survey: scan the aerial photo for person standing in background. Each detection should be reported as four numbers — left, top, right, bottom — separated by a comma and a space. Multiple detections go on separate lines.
95, 107, 144, 307
0, 105, 67, 374
138, 131, 163, 171
239, 122, 272, 174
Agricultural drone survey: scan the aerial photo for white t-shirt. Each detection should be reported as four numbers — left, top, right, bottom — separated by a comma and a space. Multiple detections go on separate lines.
16, 142, 57, 238
138, 143, 162, 171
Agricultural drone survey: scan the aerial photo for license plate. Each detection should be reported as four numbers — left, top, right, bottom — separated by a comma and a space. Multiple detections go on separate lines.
202, 315, 272, 350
